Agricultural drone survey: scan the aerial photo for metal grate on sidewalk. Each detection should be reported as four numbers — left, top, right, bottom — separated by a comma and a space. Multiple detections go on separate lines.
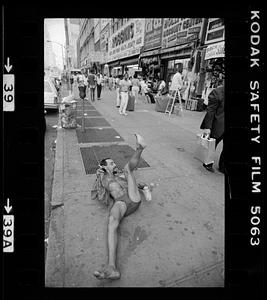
80, 145, 150, 174
76, 127, 124, 143
76, 117, 111, 128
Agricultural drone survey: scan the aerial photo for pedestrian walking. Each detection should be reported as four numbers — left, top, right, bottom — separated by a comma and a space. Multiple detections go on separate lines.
91, 134, 152, 280
108, 75, 113, 90
200, 80, 224, 173
118, 73, 132, 115
70, 75, 74, 92
87, 69, 97, 102
112, 76, 116, 90
115, 75, 121, 108
77, 72, 87, 100
96, 73, 103, 100
131, 73, 140, 104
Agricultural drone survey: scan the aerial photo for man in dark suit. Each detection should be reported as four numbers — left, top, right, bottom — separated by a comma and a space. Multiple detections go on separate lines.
200, 81, 224, 173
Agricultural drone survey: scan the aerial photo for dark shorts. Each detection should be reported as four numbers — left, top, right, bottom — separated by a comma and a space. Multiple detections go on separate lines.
115, 194, 141, 217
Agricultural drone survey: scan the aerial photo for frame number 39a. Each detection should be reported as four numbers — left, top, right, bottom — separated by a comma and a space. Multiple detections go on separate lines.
3, 74, 15, 112
3, 215, 14, 252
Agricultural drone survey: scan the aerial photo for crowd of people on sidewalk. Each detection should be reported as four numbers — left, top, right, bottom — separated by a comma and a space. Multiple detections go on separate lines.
68, 66, 224, 175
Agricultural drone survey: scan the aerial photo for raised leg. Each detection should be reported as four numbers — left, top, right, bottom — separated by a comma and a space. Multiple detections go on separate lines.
94, 201, 127, 280
124, 134, 147, 202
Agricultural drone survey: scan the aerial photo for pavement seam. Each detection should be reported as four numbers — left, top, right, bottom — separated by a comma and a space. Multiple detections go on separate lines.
162, 260, 224, 287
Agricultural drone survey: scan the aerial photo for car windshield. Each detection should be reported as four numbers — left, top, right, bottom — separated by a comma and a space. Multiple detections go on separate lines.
45, 81, 53, 93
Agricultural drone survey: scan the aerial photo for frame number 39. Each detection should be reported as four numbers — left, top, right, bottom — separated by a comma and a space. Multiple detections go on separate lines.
3, 74, 15, 112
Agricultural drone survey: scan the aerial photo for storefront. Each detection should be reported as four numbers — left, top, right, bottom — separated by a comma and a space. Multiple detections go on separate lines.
160, 43, 194, 87
139, 19, 163, 79
119, 55, 140, 76
139, 48, 162, 79
160, 18, 206, 91
200, 18, 225, 103
107, 60, 121, 76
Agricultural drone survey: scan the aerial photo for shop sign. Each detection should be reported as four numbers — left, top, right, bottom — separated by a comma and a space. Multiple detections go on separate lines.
204, 41, 225, 60
204, 18, 225, 44
100, 25, 110, 52
161, 18, 204, 49
107, 19, 145, 62
143, 18, 163, 51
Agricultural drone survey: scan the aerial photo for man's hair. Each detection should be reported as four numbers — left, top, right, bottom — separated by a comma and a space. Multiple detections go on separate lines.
99, 158, 111, 167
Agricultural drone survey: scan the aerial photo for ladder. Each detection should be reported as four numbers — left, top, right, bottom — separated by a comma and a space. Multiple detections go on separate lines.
165, 89, 183, 117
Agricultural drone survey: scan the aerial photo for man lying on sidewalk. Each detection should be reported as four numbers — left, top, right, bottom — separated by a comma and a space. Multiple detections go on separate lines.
91, 134, 152, 280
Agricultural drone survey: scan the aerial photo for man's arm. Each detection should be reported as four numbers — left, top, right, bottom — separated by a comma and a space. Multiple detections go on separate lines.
200, 89, 219, 131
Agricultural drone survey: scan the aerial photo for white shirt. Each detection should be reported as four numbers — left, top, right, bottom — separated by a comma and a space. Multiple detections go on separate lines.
141, 82, 149, 93
170, 72, 183, 91
158, 80, 166, 91
96, 75, 103, 85
119, 79, 131, 92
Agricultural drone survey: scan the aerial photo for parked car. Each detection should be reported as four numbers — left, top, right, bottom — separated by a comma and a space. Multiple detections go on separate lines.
44, 77, 59, 110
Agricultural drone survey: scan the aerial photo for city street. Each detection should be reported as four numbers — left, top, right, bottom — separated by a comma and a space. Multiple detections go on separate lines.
45, 84, 224, 287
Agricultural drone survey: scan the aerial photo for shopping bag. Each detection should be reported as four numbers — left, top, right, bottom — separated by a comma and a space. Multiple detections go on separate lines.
194, 133, 216, 165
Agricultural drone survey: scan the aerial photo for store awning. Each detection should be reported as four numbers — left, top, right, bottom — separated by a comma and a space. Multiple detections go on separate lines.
139, 48, 161, 58
204, 41, 225, 60
160, 42, 194, 55
107, 60, 120, 68
120, 56, 139, 66
160, 43, 194, 60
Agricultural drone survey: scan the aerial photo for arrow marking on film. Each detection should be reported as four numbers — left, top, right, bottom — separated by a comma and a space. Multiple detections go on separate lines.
4, 198, 12, 214
5, 57, 13, 73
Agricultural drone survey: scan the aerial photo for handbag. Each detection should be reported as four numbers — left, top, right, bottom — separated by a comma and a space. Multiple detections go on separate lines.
194, 133, 216, 165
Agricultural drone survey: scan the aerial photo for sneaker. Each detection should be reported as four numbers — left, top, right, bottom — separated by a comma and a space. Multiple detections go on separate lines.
119, 112, 123, 115
123, 113, 128, 115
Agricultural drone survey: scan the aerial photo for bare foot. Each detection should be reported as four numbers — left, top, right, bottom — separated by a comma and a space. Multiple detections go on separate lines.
134, 133, 147, 149
93, 266, 121, 280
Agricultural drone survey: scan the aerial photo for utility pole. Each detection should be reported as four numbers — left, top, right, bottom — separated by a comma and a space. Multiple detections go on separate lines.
64, 18, 71, 90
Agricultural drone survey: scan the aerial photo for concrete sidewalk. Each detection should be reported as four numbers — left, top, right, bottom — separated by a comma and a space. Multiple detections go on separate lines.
45, 87, 224, 287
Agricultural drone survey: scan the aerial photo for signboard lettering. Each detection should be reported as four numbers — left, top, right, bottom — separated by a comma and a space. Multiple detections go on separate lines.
143, 18, 163, 51
161, 18, 204, 49
107, 19, 145, 62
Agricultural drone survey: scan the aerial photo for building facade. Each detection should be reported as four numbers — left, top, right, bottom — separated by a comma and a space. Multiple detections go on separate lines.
44, 20, 56, 75
76, 18, 224, 100
67, 18, 80, 69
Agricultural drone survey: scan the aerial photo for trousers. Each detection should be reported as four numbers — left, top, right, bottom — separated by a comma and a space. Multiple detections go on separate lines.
119, 92, 129, 114
116, 87, 121, 107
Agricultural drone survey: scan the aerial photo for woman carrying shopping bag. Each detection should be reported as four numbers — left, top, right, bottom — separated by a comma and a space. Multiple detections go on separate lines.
199, 80, 224, 173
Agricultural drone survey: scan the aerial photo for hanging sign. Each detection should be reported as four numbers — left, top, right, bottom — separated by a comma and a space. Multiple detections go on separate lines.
204, 41, 225, 60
